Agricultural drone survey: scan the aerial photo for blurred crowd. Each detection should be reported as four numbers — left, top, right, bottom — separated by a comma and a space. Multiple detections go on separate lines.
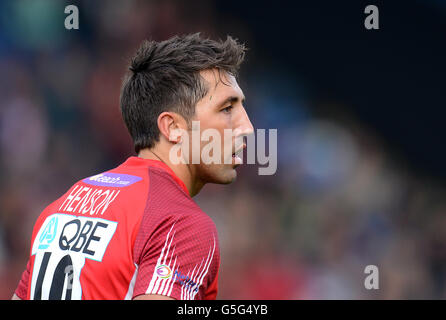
1, 0, 446, 299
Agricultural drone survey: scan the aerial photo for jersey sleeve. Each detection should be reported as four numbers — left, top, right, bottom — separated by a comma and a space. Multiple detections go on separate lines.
132, 211, 219, 300
15, 259, 31, 299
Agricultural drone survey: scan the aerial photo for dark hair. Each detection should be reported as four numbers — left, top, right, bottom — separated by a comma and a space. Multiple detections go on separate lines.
119, 33, 246, 153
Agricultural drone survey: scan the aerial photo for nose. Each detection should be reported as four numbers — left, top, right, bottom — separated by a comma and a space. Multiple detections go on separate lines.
236, 106, 254, 137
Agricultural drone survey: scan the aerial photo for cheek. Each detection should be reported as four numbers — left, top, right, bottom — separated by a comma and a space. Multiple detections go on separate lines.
191, 113, 235, 158
198, 107, 233, 129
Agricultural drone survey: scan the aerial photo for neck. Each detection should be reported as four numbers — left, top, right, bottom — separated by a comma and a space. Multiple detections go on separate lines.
138, 148, 204, 197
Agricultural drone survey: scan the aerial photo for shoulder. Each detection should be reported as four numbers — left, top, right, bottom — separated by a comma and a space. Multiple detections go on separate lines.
133, 167, 218, 263
145, 166, 202, 215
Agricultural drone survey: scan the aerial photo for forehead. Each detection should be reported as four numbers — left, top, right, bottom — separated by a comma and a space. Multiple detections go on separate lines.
199, 69, 244, 101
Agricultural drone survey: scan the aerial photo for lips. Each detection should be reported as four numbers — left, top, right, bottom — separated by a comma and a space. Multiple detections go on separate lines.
232, 142, 245, 156
231, 143, 246, 165
232, 148, 243, 158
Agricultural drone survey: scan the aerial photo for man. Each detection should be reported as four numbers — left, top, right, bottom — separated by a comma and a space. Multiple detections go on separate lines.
13, 33, 253, 300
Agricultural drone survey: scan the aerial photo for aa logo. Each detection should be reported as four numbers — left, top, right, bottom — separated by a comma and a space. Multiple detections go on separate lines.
38, 216, 58, 250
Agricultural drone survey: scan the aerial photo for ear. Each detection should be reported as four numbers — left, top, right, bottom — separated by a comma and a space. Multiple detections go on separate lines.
157, 111, 187, 143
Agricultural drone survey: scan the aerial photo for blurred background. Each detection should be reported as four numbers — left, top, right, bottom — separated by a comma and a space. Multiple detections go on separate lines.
1, 0, 446, 299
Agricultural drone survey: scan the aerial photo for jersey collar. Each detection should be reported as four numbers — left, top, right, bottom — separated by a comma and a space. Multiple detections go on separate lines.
122, 156, 190, 195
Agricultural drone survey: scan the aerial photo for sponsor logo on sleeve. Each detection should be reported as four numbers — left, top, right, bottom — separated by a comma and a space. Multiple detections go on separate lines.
156, 265, 172, 279
147, 225, 216, 300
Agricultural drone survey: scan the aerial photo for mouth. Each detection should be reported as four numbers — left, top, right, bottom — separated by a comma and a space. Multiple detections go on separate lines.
231, 143, 246, 165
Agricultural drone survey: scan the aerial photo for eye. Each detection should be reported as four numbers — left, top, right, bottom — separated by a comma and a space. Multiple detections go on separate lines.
221, 105, 233, 114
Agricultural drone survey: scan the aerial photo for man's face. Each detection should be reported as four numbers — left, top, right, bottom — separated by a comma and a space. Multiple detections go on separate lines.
187, 69, 254, 185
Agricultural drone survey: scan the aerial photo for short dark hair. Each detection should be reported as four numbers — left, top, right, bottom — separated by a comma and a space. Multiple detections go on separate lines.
119, 33, 246, 153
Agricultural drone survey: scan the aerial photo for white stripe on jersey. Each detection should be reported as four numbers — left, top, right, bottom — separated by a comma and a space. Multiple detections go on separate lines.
124, 264, 138, 300
190, 236, 216, 300
145, 223, 176, 295
145, 225, 216, 300
152, 229, 176, 294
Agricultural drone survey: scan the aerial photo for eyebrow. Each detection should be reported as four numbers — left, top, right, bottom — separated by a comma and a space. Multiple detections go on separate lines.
216, 95, 246, 107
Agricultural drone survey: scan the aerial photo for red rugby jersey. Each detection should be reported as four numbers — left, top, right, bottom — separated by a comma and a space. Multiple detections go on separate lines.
14, 157, 220, 300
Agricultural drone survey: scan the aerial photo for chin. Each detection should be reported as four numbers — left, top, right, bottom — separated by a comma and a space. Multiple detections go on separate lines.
200, 164, 238, 185
213, 168, 237, 185
220, 172, 237, 184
